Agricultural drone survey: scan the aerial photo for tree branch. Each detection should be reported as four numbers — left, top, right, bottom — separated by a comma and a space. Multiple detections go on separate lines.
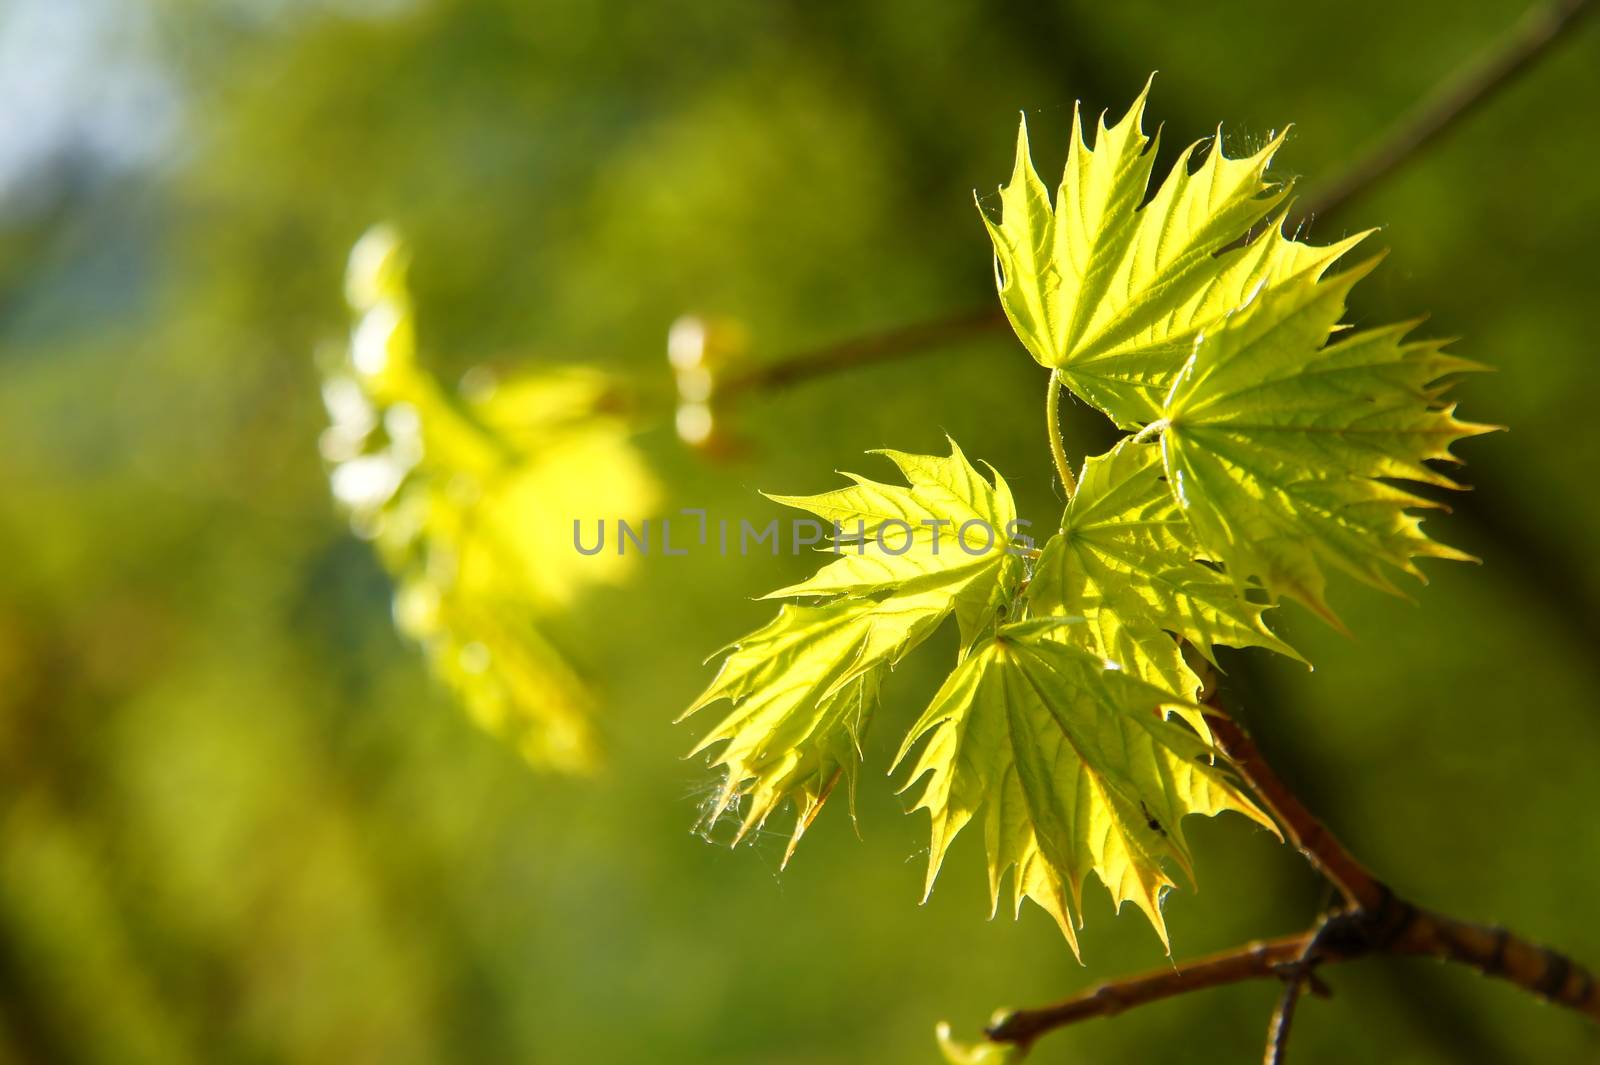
1264, 971, 1304, 1065
984, 904, 1600, 1050
1205, 712, 1385, 912
984, 934, 1312, 1045
712, 307, 1002, 400
1263, 911, 1339, 1064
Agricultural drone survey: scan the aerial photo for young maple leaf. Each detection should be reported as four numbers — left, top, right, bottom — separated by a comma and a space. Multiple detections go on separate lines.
894, 620, 1275, 955
1028, 437, 1299, 734
682, 440, 1024, 861
1157, 257, 1497, 620
761, 441, 1026, 651
681, 592, 949, 862
984, 79, 1493, 624
979, 76, 1363, 429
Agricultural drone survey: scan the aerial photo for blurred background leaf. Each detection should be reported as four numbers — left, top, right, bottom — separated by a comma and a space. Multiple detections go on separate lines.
325, 223, 659, 771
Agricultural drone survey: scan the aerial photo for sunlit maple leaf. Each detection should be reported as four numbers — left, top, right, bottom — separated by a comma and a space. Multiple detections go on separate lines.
683, 441, 1025, 858
894, 620, 1275, 955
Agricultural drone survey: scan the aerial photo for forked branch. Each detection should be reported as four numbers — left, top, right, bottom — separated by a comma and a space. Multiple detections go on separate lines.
976, 711, 1600, 1060
985, 904, 1600, 1048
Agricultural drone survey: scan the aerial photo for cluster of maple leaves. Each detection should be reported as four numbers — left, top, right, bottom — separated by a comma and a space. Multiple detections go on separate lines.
684, 81, 1490, 954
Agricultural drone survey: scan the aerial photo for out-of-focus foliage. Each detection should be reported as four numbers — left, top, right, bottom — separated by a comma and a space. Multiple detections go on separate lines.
325, 225, 658, 770
1, 1, 1597, 1063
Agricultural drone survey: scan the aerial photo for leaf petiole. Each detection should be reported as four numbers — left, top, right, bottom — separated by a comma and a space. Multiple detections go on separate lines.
1045, 369, 1076, 499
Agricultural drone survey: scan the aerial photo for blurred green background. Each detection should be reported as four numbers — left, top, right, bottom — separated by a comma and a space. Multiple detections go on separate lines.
2, 1, 1598, 1062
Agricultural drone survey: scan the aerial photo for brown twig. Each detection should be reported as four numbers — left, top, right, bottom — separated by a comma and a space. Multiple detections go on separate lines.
1264, 943, 1313, 1064
984, 934, 1312, 1045
1264, 974, 1303, 1065
984, 905, 1600, 1049
1205, 712, 1385, 912
712, 306, 1002, 400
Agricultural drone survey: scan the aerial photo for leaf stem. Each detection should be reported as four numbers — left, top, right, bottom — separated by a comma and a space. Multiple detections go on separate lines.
1131, 418, 1168, 444
1045, 369, 1076, 499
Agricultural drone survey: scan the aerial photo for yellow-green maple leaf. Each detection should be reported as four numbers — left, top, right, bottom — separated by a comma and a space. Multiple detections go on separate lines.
1027, 437, 1297, 733
1157, 256, 1495, 620
681, 592, 949, 861
763, 441, 1026, 651
326, 225, 659, 771
894, 620, 1274, 955
979, 78, 1364, 428
684, 441, 1025, 857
